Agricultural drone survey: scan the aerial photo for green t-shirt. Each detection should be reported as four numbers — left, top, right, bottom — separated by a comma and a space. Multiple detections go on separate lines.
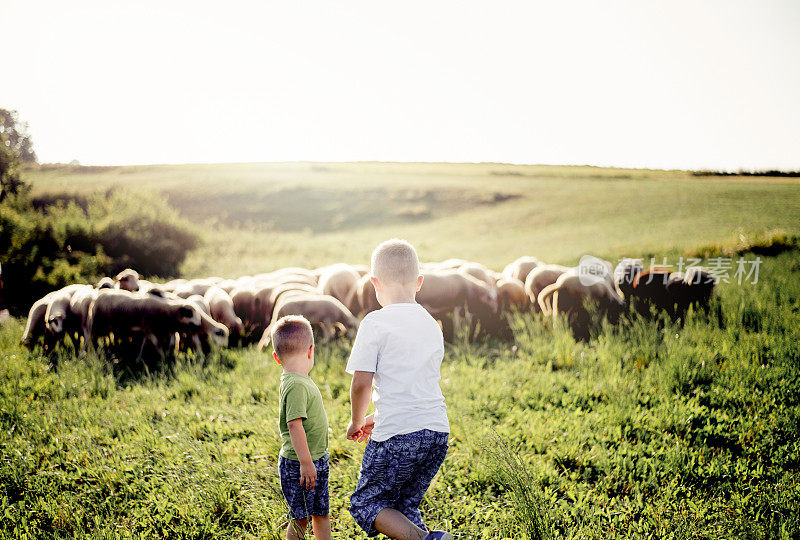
278, 372, 329, 461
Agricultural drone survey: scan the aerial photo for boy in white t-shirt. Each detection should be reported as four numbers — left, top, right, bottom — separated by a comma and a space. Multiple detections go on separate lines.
346, 239, 453, 540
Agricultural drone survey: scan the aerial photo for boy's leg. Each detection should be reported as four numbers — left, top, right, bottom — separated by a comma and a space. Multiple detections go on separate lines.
311, 515, 332, 540
286, 517, 307, 540
350, 436, 420, 537
279, 456, 314, 538
395, 431, 449, 529
374, 508, 427, 540
309, 455, 331, 539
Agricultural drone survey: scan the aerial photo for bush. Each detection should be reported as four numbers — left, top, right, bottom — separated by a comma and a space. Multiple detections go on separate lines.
0, 190, 199, 314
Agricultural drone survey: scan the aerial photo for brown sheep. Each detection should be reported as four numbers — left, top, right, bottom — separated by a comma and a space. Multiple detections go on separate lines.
317, 263, 362, 315
205, 286, 245, 345
524, 264, 572, 313
496, 278, 529, 312
352, 264, 370, 277
115, 269, 141, 292
538, 273, 625, 340
502, 256, 540, 284
665, 267, 718, 321
614, 258, 644, 300
421, 258, 469, 272
254, 267, 317, 286
417, 270, 499, 341
457, 262, 498, 288
258, 292, 358, 351
265, 283, 319, 324
252, 281, 317, 329
491, 278, 529, 339
183, 294, 230, 357
630, 267, 673, 318
87, 290, 206, 360
230, 285, 261, 341
355, 274, 380, 316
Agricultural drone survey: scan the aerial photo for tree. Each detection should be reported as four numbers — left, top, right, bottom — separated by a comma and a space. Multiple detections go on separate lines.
0, 131, 25, 203
0, 108, 37, 163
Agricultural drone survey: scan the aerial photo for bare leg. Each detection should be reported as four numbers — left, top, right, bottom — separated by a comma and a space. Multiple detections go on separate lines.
286, 517, 307, 540
374, 508, 426, 540
311, 515, 332, 540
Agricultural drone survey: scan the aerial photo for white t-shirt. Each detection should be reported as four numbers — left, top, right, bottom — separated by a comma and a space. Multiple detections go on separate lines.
346, 302, 450, 442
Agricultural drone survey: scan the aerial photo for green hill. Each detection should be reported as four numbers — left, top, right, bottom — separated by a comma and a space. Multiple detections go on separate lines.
24, 162, 800, 276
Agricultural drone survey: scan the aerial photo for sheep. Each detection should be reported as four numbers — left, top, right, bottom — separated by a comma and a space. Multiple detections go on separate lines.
205, 286, 245, 345
173, 278, 222, 299
416, 270, 499, 341
491, 278, 529, 339
265, 283, 319, 325
317, 263, 361, 315
69, 286, 102, 350
352, 264, 370, 277
253, 281, 317, 329
537, 272, 625, 341
43, 284, 87, 339
614, 258, 644, 300
355, 274, 380, 316
524, 264, 572, 313
21, 292, 60, 351
254, 267, 317, 286
87, 290, 211, 360
95, 277, 115, 289
630, 267, 673, 318
230, 286, 258, 339
159, 278, 188, 293
258, 292, 358, 351
457, 262, 499, 288
502, 256, 540, 284
665, 267, 718, 321
185, 294, 211, 315
182, 294, 229, 357
216, 279, 240, 294
496, 278, 529, 312
682, 266, 717, 310
421, 258, 469, 272
114, 269, 141, 292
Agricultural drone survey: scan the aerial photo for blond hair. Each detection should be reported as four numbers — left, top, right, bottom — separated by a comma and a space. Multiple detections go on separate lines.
371, 238, 420, 285
270, 315, 314, 358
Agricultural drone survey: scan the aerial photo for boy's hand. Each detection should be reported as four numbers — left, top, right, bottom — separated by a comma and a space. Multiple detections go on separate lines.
299, 460, 316, 490
346, 419, 365, 441
354, 419, 373, 442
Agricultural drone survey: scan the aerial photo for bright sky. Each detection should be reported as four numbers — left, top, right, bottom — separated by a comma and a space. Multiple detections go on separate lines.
3, 1, 799, 170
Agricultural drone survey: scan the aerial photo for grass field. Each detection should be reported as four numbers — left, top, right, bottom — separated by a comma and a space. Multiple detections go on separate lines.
3, 162, 800, 538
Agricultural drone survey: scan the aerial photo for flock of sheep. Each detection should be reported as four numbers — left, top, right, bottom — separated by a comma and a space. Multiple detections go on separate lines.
20, 255, 718, 361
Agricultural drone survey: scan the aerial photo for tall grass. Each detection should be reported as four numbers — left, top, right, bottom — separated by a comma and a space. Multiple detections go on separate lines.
1, 251, 799, 537
480, 432, 552, 540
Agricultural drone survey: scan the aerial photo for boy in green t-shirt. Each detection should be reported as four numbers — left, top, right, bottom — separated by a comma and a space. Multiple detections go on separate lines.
271, 315, 332, 540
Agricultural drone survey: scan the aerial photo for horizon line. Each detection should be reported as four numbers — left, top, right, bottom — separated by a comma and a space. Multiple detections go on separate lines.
25, 160, 800, 176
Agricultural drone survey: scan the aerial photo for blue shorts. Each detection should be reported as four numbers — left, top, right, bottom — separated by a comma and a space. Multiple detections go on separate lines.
350, 429, 449, 537
279, 453, 330, 519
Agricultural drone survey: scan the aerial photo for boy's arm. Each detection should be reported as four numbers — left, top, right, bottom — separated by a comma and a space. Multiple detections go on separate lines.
287, 418, 317, 489
347, 370, 374, 440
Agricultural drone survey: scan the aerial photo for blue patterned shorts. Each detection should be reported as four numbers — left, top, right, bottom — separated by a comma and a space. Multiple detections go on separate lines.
279, 453, 330, 519
350, 429, 449, 537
